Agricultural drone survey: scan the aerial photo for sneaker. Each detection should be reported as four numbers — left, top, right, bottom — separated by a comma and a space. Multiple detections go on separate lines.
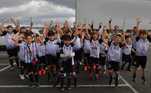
25, 74, 29, 79
19, 74, 25, 80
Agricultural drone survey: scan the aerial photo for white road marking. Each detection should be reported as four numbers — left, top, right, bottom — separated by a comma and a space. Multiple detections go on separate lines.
119, 75, 139, 93
0, 84, 128, 88
0, 65, 11, 72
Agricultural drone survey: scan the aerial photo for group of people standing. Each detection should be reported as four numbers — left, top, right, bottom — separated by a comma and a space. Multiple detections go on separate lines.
0, 18, 150, 91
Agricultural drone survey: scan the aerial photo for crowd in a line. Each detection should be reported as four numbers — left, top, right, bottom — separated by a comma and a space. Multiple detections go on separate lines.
0, 17, 151, 91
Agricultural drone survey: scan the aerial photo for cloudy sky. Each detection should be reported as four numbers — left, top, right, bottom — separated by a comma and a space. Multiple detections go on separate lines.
1, 0, 151, 29
77, 0, 151, 29
0, 0, 75, 25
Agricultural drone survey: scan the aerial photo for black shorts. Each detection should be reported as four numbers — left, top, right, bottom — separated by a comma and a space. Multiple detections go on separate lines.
84, 53, 90, 64
7, 47, 19, 57
62, 58, 73, 73
74, 48, 82, 61
99, 55, 106, 66
108, 61, 120, 71
131, 51, 136, 64
135, 56, 147, 69
88, 57, 99, 65
38, 56, 46, 65
122, 54, 132, 63
24, 63, 34, 73
46, 55, 58, 65
20, 60, 25, 68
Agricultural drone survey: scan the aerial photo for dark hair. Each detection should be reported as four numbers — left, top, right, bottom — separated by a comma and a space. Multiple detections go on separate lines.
20, 26, 26, 30
48, 31, 55, 36
125, 35, 131, 39
116, 34, 122, 37
139, 30, 147, 36
62, 35, 71, 41
6, 25, 13, 29
24, 33, 32, 39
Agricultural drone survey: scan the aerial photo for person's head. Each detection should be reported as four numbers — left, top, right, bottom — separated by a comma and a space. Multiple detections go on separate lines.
64, 30, 72, 36
139, 30, 147, 39
64, 20, 69, 28
92, 31, 99, 41
26, 26, 30, 30
39, 35, 44, 43
25, 34, 33, 44
113, 34, 122, 45
20, 27, 26, 33
82, 24, 87, 32
103, 25, 107, 31
18, 33, 25, 43
114, 25, 119, 31
133, 26, 140, 34
6, 25, 13, 33
125, 35, 132, 44
62, 35, 71, 45
76, 26, 82, 32
34, 34, 40, 43
47, 31, 55, 41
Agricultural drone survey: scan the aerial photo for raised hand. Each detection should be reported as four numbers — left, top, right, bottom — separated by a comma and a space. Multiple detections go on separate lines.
109, 17, 112, 24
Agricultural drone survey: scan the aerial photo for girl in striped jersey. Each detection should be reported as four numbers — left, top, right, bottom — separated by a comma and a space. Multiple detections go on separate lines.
18, 34, 39, 87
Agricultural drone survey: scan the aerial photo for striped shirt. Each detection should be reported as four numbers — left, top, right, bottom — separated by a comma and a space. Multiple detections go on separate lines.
23, 42, 37, 63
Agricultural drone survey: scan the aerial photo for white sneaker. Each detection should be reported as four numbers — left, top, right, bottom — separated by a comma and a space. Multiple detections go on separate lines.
19, 74, 25, 80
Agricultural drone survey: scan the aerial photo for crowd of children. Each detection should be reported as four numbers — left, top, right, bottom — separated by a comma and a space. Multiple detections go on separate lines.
0, 18, 150, 91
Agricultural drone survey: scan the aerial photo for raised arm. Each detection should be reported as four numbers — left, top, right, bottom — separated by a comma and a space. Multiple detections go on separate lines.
108, 18, 112, 33
135, 17, 141, 35
10, 17, 20, 32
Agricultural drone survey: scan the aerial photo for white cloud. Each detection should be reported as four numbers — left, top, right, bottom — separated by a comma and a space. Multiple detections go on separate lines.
0, 0, 75, 16
0, 0, 75, 24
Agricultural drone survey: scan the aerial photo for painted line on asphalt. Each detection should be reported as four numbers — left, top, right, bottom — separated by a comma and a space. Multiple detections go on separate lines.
0, 65, 11, 72
0, 84, 128, 88
119, 75, 139, 93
